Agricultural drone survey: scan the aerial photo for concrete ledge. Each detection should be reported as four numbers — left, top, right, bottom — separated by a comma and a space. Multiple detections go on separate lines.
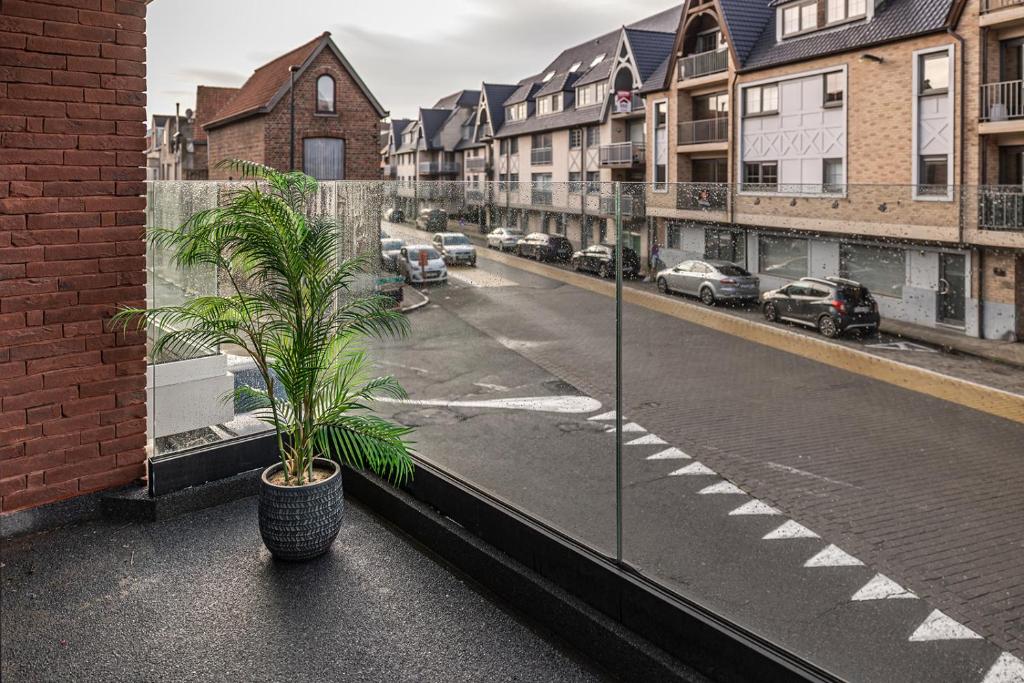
401, 285, 430, 312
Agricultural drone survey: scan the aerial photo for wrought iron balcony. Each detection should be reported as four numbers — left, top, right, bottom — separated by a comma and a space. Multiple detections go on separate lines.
676, 183, 728, 211
599, 141, 645, 167
978, 187, 1024, 230
678, 48, 728, 81
980, 80, 1024, 121
677, 117, 729, 145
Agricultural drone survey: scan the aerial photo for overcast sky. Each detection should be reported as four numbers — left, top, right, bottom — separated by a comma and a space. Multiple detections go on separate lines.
148, 0, 677, 122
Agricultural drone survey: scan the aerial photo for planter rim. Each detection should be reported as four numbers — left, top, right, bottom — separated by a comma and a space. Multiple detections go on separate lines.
261, 457, 340, 490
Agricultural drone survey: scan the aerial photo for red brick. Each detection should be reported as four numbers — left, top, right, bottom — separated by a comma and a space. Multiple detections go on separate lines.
58, 273, 116, 291
0, 16, 44, 36
99, 43, 143, 62
43, 118, 115, 135
114, 63, 145, 81
0, 64, 52, 84
0, 475, 27, 498
84, 333, 114, 351
2, 0, 79, 23
61, 319, 102, 337
42, 413, 100, 437
63, 395, 114, 417
26, 165, 100, 181
1, 479, 79, 512
2, 386, 76, 412
77, 462, 142, 494
0, 423, 43, 450
0, 443, 24, 462
78, 424, 114, 444
1, 291, 77, 314
0, 264, 27, 280
78, 284, 143, 304
26, 403, 61, 424
27, 350, 101, 375
26, 259, 98, 277
0, 198, 57, 215
115, 389, 145, 407
0, 278, 56, 297
28, 210, 102, 228
11, 228, 79, 246
0, 47, 66, 69
51, 69, 101, 87
43, 21, 115, 44
45, 242, 115, 260
0, 99, 66, 118
115, 29, 145, 46
98, 255, 143, 272
64, 443, 99, 463
42, 364, 115, 389
99, 432, 144, 455
42, 180, 116, 196
78, 10, 145, 32
26, 36, 100, 57
9, 180, 42, 197
79, 374, 143, 398
113, 120, 145, 137
100, 344, 144, 363
114, 417, 145, 438
0, 374, 43, 398
78, 133, 144, 150
44, 453, 115, 484
0, 410, 26, 431
66, 55, 114, 74
44, 303, 116, 324
83, 87, 115, 104
7, 84, 83, 102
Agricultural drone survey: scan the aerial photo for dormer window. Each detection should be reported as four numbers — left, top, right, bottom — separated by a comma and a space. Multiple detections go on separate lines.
316, 74, 335, 113
537, 95, 562, 116
827, 0, 866, 23
590, 53, 606, 68
542, 71, 555, 83
782, 1, 817, 37
506, 102, 528, 122
569, 61, 582, 73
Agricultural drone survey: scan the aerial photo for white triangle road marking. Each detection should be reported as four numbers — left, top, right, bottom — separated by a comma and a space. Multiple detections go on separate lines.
729, 500, 780, 516
763, 521, 820, 540
804, 544, 864, 567
607, 422, 646, 433
669, 462, 716, 476
698, 481, 745, 495
908, 610, 982, 641
646, 447, 690, 460
626, 434, 667, 446
588, 410, 617, 421
982, 652, 1024, 683
851, 574, 917, 601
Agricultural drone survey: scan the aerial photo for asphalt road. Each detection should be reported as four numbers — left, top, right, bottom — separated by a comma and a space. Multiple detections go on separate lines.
375, 222, 1024, 683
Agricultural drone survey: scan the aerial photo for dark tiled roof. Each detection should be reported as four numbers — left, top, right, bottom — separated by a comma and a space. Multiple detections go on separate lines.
573, 57, 612, 86
624, 28, 677, 82
495, 99, 608, 138
741, 0, 955, 71
418, 108, 450, 149
433, 89, 480, 109
504, 81, 540, 105
193, 85, 240, 142
626, 3, 684, 32
534, 71, 577, 97
639, 55, 670, 94
480, 83, 519, 134
719, 0, 775, 66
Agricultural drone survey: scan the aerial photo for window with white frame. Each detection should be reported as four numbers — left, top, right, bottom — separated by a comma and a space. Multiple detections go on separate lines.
569, 129, 582, 149
828, 0, 867, 22
653, 101, 667, 191
742, 161, 778, 191
782, 1, 817, 36
824, 72, 844, 107
919, 52, 950, 95
744, 84, 778, 115
918, 155, 948, 195
823, 158, 843, 193
316, 75, 335, 113
538, 98, 552, 116
586, 126, 601, 147
506, 102, 528, 121
666, 223, 682, 250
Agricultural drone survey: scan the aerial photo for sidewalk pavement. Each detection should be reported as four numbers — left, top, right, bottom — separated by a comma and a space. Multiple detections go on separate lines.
881, 318, 1024, 369
401, 285, 430, 313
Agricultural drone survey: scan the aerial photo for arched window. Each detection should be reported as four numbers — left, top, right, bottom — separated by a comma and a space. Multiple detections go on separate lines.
316, 74, 335, 113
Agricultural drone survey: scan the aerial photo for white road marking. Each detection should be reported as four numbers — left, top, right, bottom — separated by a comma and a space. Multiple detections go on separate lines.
625, 434, 668, 446
448, 270, 516, 288
473, 382, 508, 392
867, 341, 937, 353
698, 481, 745, 495
908, 610, 982, 641
763, 521, 820, 540
729, 500, 781, 516
982, 652, 1024, 683
851, 574, 918, 601
494, 336, 547, 351
804, 545, 864, 567
646, 447, 690, 460
588, 411, 618, 421
375, 395, 601, 413
607, 422, 646, 433
669, 462, 716, 476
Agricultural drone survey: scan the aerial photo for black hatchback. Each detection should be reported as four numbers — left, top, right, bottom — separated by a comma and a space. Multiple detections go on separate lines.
761, 277, 880, 338
570, 244, 641, 279
516, 233, 574, 262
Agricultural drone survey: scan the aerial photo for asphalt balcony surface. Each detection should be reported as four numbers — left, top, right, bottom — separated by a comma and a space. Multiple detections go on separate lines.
0, 498, 603, 682
377, 221, 1024, 682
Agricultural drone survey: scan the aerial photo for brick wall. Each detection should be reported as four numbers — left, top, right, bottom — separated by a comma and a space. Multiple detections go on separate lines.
0, 0, 148, 513
207, 116, 266, 180
264, 47, 382, 180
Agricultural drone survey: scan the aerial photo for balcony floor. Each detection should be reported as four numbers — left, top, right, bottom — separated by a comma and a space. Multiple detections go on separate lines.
0, 496, 603, 682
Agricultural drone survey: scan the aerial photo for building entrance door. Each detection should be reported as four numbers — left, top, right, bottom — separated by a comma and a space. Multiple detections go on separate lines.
938, 253, 967, 327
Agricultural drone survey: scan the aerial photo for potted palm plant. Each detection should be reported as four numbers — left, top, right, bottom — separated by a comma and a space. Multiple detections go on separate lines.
119, 161, 414, 561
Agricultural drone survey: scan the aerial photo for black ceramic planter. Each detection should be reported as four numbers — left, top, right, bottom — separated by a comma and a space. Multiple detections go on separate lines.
259, 458, 344, 561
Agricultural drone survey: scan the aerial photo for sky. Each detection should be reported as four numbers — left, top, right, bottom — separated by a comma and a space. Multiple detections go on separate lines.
148, 0, 677, 122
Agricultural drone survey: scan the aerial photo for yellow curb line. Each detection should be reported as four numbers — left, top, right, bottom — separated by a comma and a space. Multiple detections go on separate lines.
476, 246, 1024, 425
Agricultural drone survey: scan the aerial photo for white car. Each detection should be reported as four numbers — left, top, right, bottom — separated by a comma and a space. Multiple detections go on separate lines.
432, 232, 477, 267
486, 227, 524, 251
397, 244, 448, 284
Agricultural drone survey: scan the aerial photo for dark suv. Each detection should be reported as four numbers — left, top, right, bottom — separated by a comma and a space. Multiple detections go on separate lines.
570, 244, 640, 279
761, 277, 880, 338
516, 233, 573, 262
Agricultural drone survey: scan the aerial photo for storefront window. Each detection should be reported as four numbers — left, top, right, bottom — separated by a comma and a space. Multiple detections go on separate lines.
758, 235, 808, 279
705, 228, 745, 266
839, 243, 906, 297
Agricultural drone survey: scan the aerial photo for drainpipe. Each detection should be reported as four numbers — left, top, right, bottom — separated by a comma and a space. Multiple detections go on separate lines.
289, 65, 299, 171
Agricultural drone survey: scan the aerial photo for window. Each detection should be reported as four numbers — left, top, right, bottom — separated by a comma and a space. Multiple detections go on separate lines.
744, 84, 778, 115
506, 102, 528, 121
570, 61, 582, 73
782, 1, 817, 36
569, 171, 582, 193
653, 101, 667, 191
667, 223, 682, 250
316, 75, 335, 113
542, 70, 555, 83
742, 161, 778, 191
840, 243, 906, 297
538, 98, 551, 116
693, 92, 728, 119
569, 129, 582, 149
828, 0, 867, 22
586, 126, 601, 148
823, 158, 843, 193
510, 137, 518, 154
585, 170, 600, 194
705, 228, 746, 264
552, 95, 562, 112
919, 52, 950, 95
531, 133, 552, 149
303, 138, 344, 180
918, 155, 948, 195
758, 235, 808, 279
590, 53, 606, 68
694, 30, 723, 54
824, 72, 844, 106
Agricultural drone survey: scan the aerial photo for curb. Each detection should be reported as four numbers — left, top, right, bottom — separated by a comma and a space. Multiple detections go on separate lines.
401, 286, 430, 313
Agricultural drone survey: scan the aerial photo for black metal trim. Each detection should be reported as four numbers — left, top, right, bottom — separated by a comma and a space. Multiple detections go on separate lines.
148, 432, 278, 497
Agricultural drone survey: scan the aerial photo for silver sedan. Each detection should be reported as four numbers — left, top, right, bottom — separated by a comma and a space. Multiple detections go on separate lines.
655, 259, 760, 306
486, 227, 524, 251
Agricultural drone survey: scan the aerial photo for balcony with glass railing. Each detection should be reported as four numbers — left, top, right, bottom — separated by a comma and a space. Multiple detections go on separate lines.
677, 47, 728, 81
677, 117, 729, 146
599, 141, 645, 167
418, 161, 461, 175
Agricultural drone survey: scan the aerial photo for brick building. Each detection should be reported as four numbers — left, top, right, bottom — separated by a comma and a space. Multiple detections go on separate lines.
203, 32, 387, 181
0, 0, 149, 512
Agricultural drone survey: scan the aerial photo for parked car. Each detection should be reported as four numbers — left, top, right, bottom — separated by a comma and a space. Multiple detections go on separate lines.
432, 232, 477, 267
416, 208, 449, 232
486, 227, 524, 251
384, 207, 405, 223
570, 244, 641, 279
397, 244, 448, 284
761, 276, 880, 338
380, 238, 405, 271
656, 259, 760, 306
516, 233, 574, 262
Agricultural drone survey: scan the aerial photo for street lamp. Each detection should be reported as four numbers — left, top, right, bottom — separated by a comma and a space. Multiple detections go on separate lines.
289, 65, 300, 171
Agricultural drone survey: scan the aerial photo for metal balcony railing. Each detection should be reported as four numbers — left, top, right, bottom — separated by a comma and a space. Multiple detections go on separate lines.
978, 187, 1024, 230
465, 157, 487, 172
531, 187, 553, 206
677, 117, 729, 145
599, 194, 642, 217
531, 147, 553, 165
676, 183, 728, 211
678, 48, 728, 81
418, 161, 461, 175
980, 80, 1024, 121
599, 141, 645, 167
981, 0, 1024, 12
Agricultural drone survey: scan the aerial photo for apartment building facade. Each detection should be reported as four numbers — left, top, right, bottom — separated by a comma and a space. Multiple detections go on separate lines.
642, 0, 1023, 340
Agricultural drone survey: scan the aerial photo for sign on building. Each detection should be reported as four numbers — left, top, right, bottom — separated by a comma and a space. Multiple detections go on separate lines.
615, 91, 633, 114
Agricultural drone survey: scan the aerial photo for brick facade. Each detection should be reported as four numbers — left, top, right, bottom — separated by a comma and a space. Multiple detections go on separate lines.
0, 0, 148, 513
207, 44, 383, 180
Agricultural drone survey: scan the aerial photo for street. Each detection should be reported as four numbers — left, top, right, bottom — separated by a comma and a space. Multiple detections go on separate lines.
373, 221, 1024, 682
